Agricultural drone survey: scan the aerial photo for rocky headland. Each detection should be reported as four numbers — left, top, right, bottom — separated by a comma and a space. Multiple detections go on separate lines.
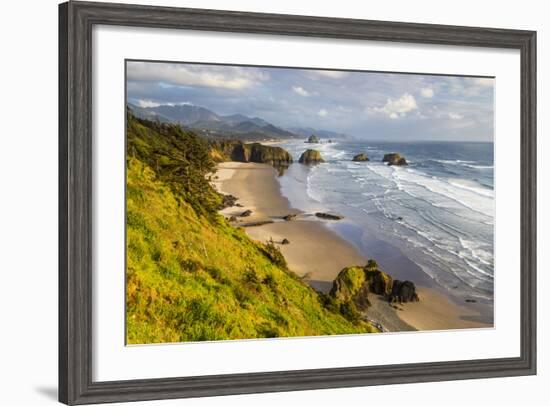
211, 140, 293, 166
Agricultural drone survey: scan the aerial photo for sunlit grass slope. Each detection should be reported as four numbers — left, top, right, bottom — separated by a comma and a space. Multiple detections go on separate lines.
126, 113, 377, 343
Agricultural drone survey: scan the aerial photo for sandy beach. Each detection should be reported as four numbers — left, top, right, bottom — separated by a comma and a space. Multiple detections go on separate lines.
213, 161, 491, 332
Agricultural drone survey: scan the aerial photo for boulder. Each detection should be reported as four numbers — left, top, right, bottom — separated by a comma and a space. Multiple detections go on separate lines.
228, 216, 238, 222
389, 157, 408, 166
352, 153, 370, 162
383, 153, 408, 166
219, 194, 238, 209
299, 149, 324, 164
306, 135, 320, 143
389, 280, 419, 303
353, 284, 372, 310
364, 269, 394, 296
281, 238, 290, 245
241, 220, 274, 227
330, 267, 372, 311
283, 214, 297, 221
240, 210, 253, 217
315, 212, 344, 220
329, 260, 419, 312
330, 266, 367, 302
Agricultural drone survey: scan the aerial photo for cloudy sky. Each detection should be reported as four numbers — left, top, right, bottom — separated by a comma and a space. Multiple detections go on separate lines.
127, 61, 494, 142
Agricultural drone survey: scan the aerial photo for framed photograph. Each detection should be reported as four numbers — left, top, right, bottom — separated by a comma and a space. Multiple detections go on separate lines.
59, 1, 536, 404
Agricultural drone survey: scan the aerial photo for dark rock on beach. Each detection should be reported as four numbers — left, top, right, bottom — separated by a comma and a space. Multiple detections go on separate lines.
219, 194, 238, 209
283, 214, 297, 221
315, 212, 344, 220
240, 210, 253, 217
329, 266, 371, 308
241, 220, 275, 227
383, 153, 408, 166
352, 153, 370, 162
353, 284, 372, 311
299, 149, 324, 164
363, 260, 394, 296
281, 238, 290, 245
329, 260, 420, 314
389, 280, 419, 303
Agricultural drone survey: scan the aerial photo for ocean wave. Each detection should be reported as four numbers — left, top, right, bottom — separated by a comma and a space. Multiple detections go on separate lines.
365, 163, 493, 219
394, 168, 494, 219
287, 142, 494, 299
434, 159, 476, 165
397, 220, 493, 289
446, 178, 494, 198
465, 164, 494, 170
458, 237, 494, 267
431, 159, 494, 173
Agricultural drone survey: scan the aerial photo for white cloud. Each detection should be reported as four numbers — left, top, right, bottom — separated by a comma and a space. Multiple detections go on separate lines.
471, 77, 494, 87
136, 99, 161, 108
448, 112, 464, 120
448, 77, 494, 96
317, 70, 348, 78
369, 93, 418, 119
308, 70, 349, 79
136, 100, 193, 108
292, 86, 310, 97
127, 62, 269, 90
420, 87, 434, 98
317, 109, 328, 117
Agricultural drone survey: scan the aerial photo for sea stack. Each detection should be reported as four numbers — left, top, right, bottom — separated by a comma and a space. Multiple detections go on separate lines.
352, 153, 370, 162
299, 149, 324, 164
383, 153, 408, 166
306, 135, 320, 143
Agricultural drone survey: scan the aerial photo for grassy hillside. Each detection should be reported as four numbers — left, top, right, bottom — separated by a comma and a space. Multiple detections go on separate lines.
126, 113, 377, 343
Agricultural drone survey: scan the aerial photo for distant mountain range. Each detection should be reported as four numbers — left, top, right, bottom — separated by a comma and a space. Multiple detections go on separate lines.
127, 103, 350, 142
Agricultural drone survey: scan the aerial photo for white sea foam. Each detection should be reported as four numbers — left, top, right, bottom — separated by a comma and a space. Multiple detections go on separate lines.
447, 178, 494, 198
465, 164, 494, 170
277, 140, 494, 300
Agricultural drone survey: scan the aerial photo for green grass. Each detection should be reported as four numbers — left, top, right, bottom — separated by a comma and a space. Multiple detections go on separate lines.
330, 266, 366, 302
126, 114, 377, 344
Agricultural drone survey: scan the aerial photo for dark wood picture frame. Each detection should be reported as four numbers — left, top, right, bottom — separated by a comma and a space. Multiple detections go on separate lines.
59, 1, 537, 404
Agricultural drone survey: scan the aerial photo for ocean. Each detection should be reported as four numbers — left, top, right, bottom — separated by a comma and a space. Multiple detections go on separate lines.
276, 139, 494, 304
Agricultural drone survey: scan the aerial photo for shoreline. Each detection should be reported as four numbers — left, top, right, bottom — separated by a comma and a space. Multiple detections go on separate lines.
213, 161, 492, 332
